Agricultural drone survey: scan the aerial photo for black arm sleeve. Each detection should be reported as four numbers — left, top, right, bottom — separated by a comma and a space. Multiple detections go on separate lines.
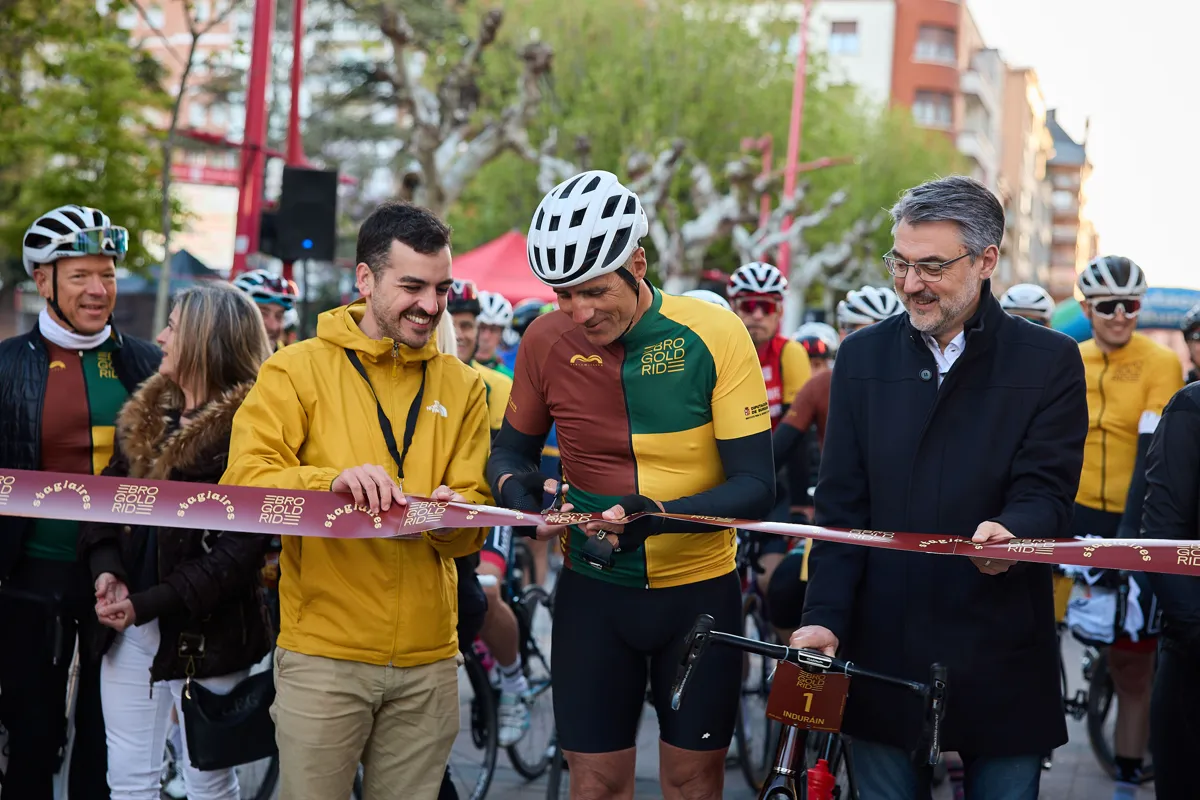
657, 429, 775, 532
1142, 390, 1200, 653
772, 423, 803, 474
1117, 431, 1154, 539
485, 420, 549, 501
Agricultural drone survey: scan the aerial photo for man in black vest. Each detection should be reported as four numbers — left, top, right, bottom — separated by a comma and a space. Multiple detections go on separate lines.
792, 176, 1088, 799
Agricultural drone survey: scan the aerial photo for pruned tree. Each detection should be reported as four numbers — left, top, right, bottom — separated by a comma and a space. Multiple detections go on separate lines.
324, 3, 554, 217
130, 0, 249, 330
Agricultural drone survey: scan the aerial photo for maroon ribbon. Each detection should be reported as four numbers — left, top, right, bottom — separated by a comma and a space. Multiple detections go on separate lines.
1, 468, 1198, 576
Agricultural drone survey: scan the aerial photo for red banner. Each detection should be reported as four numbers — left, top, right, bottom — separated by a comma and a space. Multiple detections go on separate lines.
0, 468, 1198, 576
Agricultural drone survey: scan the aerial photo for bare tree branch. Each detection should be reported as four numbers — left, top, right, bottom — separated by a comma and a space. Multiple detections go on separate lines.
127, 0, 185, 65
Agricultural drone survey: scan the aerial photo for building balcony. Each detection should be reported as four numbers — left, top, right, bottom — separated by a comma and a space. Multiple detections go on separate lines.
957, 128, 997, 177
960, 69, 1000, 121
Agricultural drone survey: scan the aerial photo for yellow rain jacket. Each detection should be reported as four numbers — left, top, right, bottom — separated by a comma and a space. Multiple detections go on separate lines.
222, 301, 491, 667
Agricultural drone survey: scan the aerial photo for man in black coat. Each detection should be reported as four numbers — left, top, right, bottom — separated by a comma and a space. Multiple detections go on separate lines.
1140, 383, 1200, 800
0, 205, 160, 800
792, 176, 1088, 799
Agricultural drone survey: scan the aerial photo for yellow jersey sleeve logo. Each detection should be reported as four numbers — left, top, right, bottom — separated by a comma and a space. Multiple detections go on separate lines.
570, 354, 603, 366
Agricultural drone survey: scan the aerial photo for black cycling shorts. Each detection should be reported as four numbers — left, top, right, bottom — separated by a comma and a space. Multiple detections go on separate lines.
479, 526, 513, 573
765, 552, 807, 629
551, 567, 741, 753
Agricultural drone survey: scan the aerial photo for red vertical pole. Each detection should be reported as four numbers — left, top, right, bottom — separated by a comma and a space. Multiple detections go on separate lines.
230, 0, 277, 277
281, 0, 306, 283
777, 0, 814, 279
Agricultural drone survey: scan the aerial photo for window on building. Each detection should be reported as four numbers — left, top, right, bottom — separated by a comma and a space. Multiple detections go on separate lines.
187, 101, 207, 128
147, 3, 165, 28
912, 91, 953, 129
915, 25, 956, 64
828, 21, 859, 56
193, 0, 209, 23
115, 7, 138, 28
208, 103, 228, 128
1051, 189, 1076, 211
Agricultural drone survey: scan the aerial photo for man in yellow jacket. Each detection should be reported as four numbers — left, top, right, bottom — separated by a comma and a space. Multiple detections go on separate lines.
222, 202, 490, 800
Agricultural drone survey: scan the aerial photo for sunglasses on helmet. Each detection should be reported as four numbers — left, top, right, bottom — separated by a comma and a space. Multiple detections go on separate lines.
61, 227, 129, 260
1090, 297, 1141, 319
734, 296, 780, 316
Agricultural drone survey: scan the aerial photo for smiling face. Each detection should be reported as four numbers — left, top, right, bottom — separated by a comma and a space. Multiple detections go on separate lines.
356, 239, 453, 348
1083, 299, 1138, 352
257, 303, 287, 345
34, 255, 117, 335
475, 324, 503, 361
891, 220, 996, 342
553, 249, 647, 347
452, 311, 479, 361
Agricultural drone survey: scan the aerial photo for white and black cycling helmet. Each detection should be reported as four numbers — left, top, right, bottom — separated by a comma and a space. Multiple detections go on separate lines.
793, 322, 839, 359
478, 291, 514, 327
1077, 256, 1147, 299
728, 262, 787, 298
1182, 302, 1200, 336
999, 283, 1055, 322
22, 204, 127, 276
527, 170, 648, 290
837, 286, 903, 327
682, 289, 731, 311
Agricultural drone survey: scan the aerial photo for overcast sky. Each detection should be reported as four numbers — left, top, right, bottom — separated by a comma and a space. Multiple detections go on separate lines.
967, 0, 1198, 289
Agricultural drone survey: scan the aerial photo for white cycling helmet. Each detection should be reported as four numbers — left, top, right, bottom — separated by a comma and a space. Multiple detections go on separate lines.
728, 262, 787, 298
999, 283, 1055, 322
793, 322, 840, 354
22, 204, 127, 276
682, 289, 731, 311
1077, 256, 1147, 299
526, 170, 648, 289
478, 291, 514, 327
837, 286, 903, 327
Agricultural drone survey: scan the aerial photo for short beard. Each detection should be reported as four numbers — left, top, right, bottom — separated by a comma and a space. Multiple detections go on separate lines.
371, 292, 436, 349
904, 273, 982, 339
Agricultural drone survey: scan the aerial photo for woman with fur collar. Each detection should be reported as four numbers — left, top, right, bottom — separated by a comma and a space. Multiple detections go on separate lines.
79, 282, 274, 800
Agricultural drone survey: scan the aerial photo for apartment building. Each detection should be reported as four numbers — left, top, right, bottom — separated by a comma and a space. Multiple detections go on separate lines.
997, 67, 1054, 289
1045, 110, 1099, 301
797, 0, 1004, 192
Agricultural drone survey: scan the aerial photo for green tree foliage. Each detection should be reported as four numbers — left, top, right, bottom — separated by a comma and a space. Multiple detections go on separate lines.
446, 0, 966, 280
0, 0, 171, 279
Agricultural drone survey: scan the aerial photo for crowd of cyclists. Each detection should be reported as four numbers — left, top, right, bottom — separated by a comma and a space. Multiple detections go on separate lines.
0, 169, 1197, 800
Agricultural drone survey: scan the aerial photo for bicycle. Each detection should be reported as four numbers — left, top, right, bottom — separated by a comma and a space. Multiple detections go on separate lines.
671, 614, 948, 800
448, 536, 556, 799
734, 531, 782, 792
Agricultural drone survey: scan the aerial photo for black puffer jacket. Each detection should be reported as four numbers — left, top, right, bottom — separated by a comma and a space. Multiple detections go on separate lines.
79, 375, 272, 682
0, 322, 160, 582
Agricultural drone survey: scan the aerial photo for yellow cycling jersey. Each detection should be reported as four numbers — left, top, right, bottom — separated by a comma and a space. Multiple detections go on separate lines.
1076, 333, 1183, 514
471, 360, 513, 433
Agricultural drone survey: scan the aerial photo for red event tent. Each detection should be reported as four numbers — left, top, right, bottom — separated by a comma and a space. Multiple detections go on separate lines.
452, 230, 553, 304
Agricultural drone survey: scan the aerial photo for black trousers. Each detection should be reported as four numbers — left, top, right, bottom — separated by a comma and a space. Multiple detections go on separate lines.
0, 557, 110, 800
1150, 642, 1200, 800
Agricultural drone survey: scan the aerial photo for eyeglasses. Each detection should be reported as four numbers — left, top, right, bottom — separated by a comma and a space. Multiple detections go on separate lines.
1186, 328, 1200, 342
735, 297, 780, 316
1090, 298, 1141, 319
882, 252, 972, 283
58, 227, 129, 260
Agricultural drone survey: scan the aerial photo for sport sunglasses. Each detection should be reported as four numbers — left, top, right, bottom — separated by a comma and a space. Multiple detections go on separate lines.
735, 296, 781, 316
1090, 297, 1141, 320
55, 227, 129, 260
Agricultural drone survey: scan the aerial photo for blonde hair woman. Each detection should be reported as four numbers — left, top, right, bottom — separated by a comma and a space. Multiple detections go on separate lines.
80, 282, 273, 800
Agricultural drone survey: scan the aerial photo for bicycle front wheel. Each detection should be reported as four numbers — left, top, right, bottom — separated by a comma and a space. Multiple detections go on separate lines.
507, 585, 555, 779
735, 594, 778, 792
1086, 649, 1155, 784
447, 651, 499, 799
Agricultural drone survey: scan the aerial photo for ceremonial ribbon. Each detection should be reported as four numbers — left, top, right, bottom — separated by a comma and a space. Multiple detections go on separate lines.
1, 468, 1199, 576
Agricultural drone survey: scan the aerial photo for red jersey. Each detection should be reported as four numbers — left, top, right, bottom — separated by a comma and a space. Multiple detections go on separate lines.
757, 335, 811, 430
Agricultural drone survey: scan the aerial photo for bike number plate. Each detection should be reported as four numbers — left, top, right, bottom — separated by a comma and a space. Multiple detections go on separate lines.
766, 662, 850, 733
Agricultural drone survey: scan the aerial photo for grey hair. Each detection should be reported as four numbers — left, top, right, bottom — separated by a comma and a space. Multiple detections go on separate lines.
889, 175, 1005, 256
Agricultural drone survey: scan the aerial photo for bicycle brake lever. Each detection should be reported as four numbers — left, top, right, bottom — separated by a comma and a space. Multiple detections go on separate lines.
671, 614, 715, 711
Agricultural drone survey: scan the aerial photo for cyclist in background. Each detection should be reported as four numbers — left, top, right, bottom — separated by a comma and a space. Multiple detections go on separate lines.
999, 283, 1055, 326
490, 170, 774, 799
792, 321, 838, 375
232, 268, 299, 351
1180, 302, 1200, 383
444, 280, 531, 746
727, 262, 811, 603
766, 287, 902, 641
475, 291, 514, 377
1073, 256, 1184, 797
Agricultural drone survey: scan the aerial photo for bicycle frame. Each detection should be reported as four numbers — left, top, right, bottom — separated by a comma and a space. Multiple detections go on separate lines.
672, 615, 947, 800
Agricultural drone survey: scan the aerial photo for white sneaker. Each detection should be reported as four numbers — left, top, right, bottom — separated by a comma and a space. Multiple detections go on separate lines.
498, 691, 531, 747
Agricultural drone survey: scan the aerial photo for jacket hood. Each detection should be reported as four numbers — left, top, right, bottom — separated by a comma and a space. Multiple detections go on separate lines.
116, 373, 253, 480
317, 299, 441, 365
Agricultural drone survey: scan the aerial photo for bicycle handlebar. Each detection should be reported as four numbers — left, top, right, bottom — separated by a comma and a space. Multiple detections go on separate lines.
670, 614, 949, 766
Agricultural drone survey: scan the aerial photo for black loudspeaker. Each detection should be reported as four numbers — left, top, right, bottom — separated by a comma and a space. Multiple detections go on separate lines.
259, 209, 281, 260
277, 167, 338, 262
